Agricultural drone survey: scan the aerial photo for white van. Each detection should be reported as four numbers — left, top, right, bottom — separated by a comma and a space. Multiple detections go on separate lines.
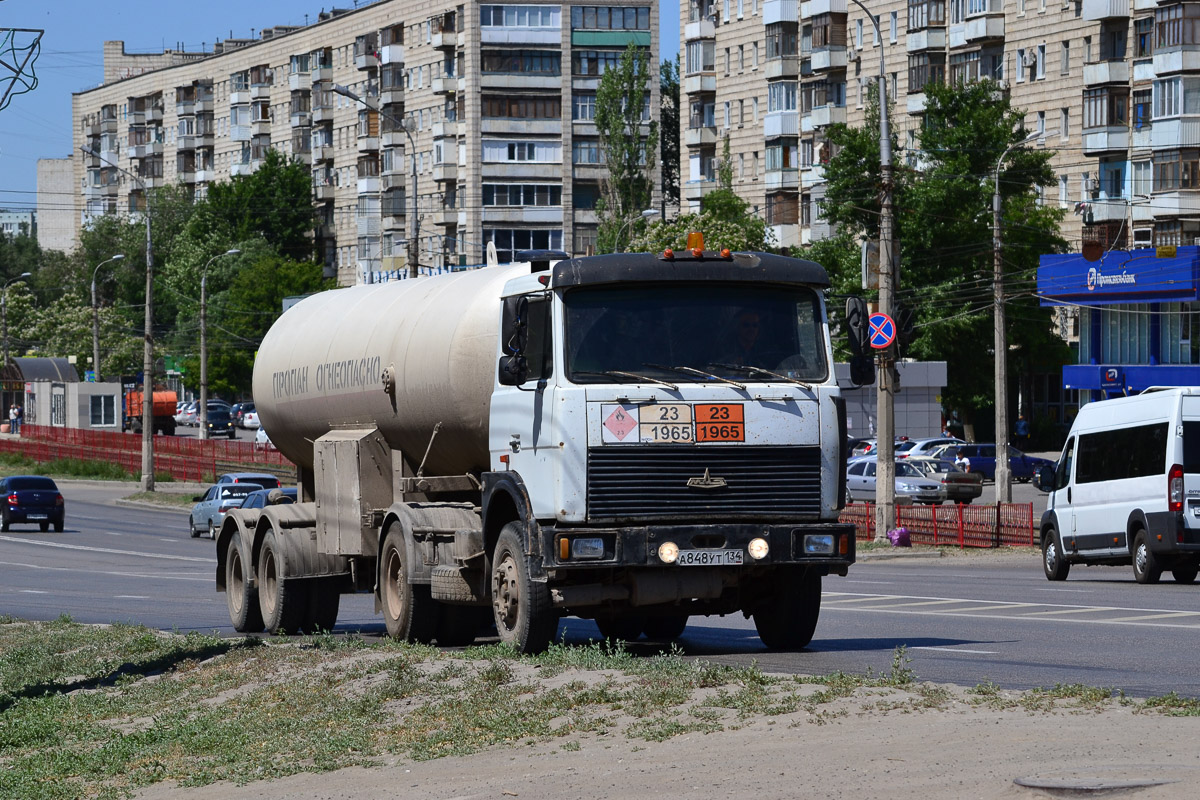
1034, 387, 1200, 584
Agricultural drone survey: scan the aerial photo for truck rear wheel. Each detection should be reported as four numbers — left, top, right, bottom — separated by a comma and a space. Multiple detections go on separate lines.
595, 615, 643, 642
380, 527, 439, 643
491, 524, 558, 654
643, 614, 689, 641
436, 605, 483, 647
257, 528, 308, 634
753, 569, 821, 651
308, 577, 341, 632
225, 530, 264, 633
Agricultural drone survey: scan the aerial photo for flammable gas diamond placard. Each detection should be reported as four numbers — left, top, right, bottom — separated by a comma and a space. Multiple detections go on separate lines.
601, 404, 639, 443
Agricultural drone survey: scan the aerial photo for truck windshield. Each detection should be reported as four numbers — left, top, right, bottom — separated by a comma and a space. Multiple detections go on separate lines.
565, 284, 828, 384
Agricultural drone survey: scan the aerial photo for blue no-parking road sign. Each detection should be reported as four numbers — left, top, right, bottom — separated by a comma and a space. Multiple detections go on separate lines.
868, 313, 896, 349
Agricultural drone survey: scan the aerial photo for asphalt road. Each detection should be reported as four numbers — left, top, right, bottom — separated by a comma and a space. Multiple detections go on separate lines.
3, 480, 1196, 699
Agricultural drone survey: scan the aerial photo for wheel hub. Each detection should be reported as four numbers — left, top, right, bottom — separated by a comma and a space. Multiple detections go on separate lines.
492, 554, 520, 631
1045, 542, 1057, 570
229, 550, 245, 615
384, 548, 404, 621
1136, 544, 1147, 573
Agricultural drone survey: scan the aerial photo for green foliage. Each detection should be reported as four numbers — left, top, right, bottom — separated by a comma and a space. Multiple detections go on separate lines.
595, 44, 659, 253
659, 55, 680, 209
629, 190, 772, 255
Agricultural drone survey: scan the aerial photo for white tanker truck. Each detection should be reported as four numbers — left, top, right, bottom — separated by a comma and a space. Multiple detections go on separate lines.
216, 244, 874, 653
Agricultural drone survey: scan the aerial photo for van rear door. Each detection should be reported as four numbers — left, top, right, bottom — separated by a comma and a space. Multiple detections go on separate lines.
1180, 395, 1200, 528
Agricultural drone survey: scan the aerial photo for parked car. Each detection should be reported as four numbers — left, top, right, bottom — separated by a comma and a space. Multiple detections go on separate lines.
952, 444, 1055, 482
240, 410, 261, 429
178, 401, 198, 427
0, 475, 65, 532
846, 457, 947, 505
905, 457, 984, 504
203, 406, 237, 439
896, 437, 966, 459
254, 426, 275, 450
217, 472, 281, 489
233, 401, 256, 428
239, 487, 298, 510
190, 482, 264, 538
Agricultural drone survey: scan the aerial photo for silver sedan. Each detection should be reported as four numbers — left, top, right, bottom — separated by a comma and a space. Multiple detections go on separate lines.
846, 457, 947, 504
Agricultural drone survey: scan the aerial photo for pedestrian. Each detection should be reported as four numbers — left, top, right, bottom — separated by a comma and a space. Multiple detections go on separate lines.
954, 448, 971, 473
15, 404, 22, 436
1014, 414, 1030, 450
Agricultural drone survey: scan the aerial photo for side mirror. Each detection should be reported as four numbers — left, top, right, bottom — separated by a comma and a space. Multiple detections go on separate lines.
498, 295, 530, 386
845, 296, 870, 357
498, 355, 529, 386
849, 355, 875, 387
1034, 465, 1055, 493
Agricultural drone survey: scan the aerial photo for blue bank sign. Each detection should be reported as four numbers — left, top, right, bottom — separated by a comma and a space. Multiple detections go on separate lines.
1038, 247, 1200, 306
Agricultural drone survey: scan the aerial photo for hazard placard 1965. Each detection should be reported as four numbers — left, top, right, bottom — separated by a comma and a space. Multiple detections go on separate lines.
694, 404, 745, 442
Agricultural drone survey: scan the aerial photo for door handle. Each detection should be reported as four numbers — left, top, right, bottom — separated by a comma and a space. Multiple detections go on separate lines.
1067, 487, 1071, 504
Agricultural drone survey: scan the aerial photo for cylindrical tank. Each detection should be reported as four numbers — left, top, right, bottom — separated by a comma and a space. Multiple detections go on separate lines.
252, 264, 528, 474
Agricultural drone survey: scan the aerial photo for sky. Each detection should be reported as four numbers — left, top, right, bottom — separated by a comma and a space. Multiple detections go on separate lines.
0, 0, 681, 216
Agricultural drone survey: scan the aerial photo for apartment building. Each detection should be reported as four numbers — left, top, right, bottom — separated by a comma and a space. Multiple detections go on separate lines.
681, 0, 1199, 253
70, 0, 658, 285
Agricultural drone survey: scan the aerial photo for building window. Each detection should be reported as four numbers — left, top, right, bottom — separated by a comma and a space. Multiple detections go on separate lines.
573, 49, 624, 76
481, 5, 562, 28
1083, 87, 1128, 128
890, 11, 898, 43
573, 93, 597, 120
484, 229, 564, 263
1060, 40, 1070, 75
1133, 159, 1151, 196
483, 184, 563, 206
1036, 44, 1046, 79
572, 138, 604, 164
948, 50, 980, 83
1136, 16, 1154, 58
1060, 107, 1069, 139
907, 53, 946, 92
1156, 3, 1200, 48
569, 6, 651, 30
765, 23, 799, 59
768, 81, 798, 111
1153, 149, 1200, 191
89, 395, 116, 426
1059, 175, 1068, 207
482, 95, 561, 119
907, 0, 946, 31
685, 40, 715, 74
481, 50, 562, 74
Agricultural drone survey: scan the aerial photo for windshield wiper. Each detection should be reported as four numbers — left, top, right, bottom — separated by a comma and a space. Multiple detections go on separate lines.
573, 370, 678, 390
643, 363, 746, 390
707, 362, 813, 389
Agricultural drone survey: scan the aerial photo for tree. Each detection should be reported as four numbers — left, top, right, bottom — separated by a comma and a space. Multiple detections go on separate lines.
659, 55, 680, 214
595, 44, 659, 253
814, 79, 1070, 434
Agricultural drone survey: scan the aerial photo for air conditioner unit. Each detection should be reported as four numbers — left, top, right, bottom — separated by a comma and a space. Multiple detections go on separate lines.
1086, 178, 1100, 195
995, 79, 1009, 91
847, 47, 860, 61
1022, 51, 1038, 67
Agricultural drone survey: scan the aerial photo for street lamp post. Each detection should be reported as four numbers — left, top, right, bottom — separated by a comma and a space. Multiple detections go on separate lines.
2, 272, 32, 369
992, 131, 1040, 504
613, 208, 660, 253
332, 84, 419, 280
91, 254, 125, 383
199, 249, 241, 439
81, 143, 156, 491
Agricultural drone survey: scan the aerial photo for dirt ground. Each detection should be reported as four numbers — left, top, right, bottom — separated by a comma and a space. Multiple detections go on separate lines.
134, 679, 1200, 800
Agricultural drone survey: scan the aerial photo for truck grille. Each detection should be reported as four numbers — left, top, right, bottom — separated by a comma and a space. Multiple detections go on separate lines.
587, 445, 823, 522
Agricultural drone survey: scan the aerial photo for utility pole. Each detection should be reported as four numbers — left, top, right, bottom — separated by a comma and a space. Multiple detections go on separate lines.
91, 254, 125, 382
850, 0, 897, 541
199, 249, 240, 439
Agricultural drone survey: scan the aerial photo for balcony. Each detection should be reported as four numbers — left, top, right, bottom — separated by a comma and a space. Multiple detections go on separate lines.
129, 142, 164, 159
809, 105, 846, 128
801, 164, 826, 190
765, 169, 799, 191
481, 27, 561, 46
907, 93, 928, 115
685, 125, 718, 147
177, 133, 213, 150
432, 31, 457, 49
482, 73, 560, 90
314, 183, 336, 201
195, 169, 216, 183
231, 125, 252, 141
1150, 117, 1200, 150
100, 117, 118, 134
481, 118, 561, 136
358, 135, 380, 152
312, 105, 335, 124
291, 111, 312, 128
766, 0, 803, 25
356, 51, 379, 71
176, 100, 195, 117
433, 162, 457, 182
381, 45, 406, 65
1087, 196, 1130, 224
230, 91, 250, 105
250, 85, 270, 101
964, 13, 1004, 43
433, 208, 458, 226
432, 76, 458, 95
311, 66, 332, 84
1082, 0, 1130, 19
685, 20, 715, 40
684, 73, 717, 94
177, 168, 195, 183
288, 73, 309, 91
1153, 48, 1200, 76
1082, 127, 1130, 155
765, 109, 800, 137
907, 28, 946, 53
1084, 59, 1130, 85
770, 224, 801, 249
380, 87, 404, 107
1146, 191, 1200, 218
312, 144, 334, 162
810, 47, 847, 72
766, 57, 799, 80
573, 164, 607, 182
357, 216, 381, 237
357, 176, 381, 194
683, 178, 716, 201
83, 119, 100, 137
251, 119, 271, 136
482, 206, 563, 224
100, 147, 119, 165
433, 120, 458, 139
232, 162, 256, 177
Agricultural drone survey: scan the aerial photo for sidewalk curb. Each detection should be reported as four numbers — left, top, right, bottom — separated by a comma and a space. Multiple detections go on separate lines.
114, 498, 191, 515
858, 549, 945, 560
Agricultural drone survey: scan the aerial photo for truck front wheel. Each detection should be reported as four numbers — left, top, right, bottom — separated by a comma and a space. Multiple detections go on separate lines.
753, 569, 821, 651
491, 524, 558, 654
380, 527, 439, 643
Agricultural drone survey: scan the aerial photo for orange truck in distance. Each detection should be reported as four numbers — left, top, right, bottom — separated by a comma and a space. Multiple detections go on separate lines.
123, 389, 177, 436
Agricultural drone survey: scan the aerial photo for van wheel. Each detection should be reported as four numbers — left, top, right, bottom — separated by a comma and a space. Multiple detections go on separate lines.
1171, 565, 1199, 585
1042, 533, 1069, 581
1132, 530, 1162, 584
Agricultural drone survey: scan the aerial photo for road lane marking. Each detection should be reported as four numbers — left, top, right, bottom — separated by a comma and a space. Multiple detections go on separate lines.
911, 646, 998, 655
1, 561, 211, 582
114, 595, 150, 600
0, 536, 215, 563
1023, 607, 1121, 616
1104, 611, 1200, 623
19, 589, 48, 594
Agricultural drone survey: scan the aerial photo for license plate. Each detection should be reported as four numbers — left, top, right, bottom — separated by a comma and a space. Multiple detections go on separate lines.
676, 548, 744, 566
1192, 505, 1200, 517
27, 514, 47, 520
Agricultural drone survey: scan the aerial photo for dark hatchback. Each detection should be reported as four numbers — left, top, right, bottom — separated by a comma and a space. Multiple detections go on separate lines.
1, 475, 65, 532
204, 407, 237, 439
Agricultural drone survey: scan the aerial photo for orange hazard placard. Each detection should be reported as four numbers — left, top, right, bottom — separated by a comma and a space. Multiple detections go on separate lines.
694, 404, 745, 442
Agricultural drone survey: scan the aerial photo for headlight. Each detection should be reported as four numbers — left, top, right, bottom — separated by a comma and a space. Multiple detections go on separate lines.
804, 534, 835, 554
570, 537, 605, 559
896, 482, 917, 492
748, 537, 770, 560
657, 541, 679, 564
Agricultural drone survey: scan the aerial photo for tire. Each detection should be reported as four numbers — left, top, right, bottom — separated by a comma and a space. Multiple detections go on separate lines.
642, 614, 689, 641
436, 604, 482, 647
1132, 530, 1162, 585
189, 515, 201, 539
2, 510, 9, 532
208, 520, 217, 539
380, 526, 440, 642
53, 520, 64, 533
753, 569, 822, 651
257, 528, 309, 634
225, 530, 264, 633
1171, 565, 1199, 585
307, 577, 341, 633
1042, 532, 1070, 581
39, 521, 49, 532
491, 523, 558, 653
595, 615, 643, 642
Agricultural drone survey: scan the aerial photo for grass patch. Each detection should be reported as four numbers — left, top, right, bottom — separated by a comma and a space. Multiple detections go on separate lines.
2, 621, 1196, 799
123, 491, 198, 509
0, 452, 135, 481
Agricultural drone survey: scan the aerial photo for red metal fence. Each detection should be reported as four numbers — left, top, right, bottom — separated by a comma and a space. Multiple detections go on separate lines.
0, 425, 295, 483
840, 501, 1035, 548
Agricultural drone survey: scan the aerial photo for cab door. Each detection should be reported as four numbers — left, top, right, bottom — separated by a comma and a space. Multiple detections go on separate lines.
1048, 436, 1077, 551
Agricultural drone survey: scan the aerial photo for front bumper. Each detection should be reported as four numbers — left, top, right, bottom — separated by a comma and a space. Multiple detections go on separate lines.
540, 521, 856, 573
